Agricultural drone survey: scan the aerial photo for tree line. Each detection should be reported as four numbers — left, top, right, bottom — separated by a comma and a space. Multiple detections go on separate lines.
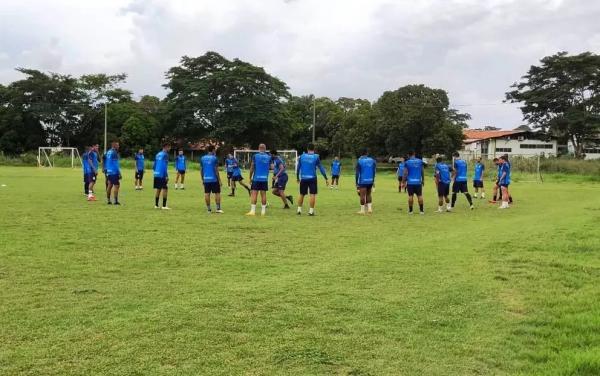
1, 50, 598, 159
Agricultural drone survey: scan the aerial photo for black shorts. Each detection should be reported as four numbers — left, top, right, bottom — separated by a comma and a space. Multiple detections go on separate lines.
274, 174, 288, 190
251, 181, 269, 191
107, 174, 120, 186
204, 182, 221, 194
154, 177, 168, 190
232, 175, 243, 182
332, 175, 340, 180
473, 180, 484, 188
84, 173, 96, 184
135, 170, 144, 179
300, 179, 318, 195
177, 170, 186, 175
357, 183, 373, 190
397, 177, 403, 182
500, 183, 510, 188
407, 184, 422, 196
227, 171, 233, 179
437, 182, 450, 197
452, 181, 468, 193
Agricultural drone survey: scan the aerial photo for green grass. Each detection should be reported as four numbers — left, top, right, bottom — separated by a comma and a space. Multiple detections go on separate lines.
1, 166, 599, 375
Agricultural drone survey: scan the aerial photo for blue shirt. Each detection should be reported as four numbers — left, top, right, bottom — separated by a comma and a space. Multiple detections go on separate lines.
201, 154, 218, 183
396, 162, 405, 177
89, 151, 99, 172
473, 162, 484, 181
82, 151, 91, 174
435, 162, 451, 184
453, 159, 468, 182
273, 156, 287, 177
356, 156, 376, 185
175, 155, 186, 171
297, 152, 327, 180
153, 150, 169, 178
252, 152, 271, 182
405, 157, 423, 185
499, 162, 511, 185
225, 157, 235, 173
135, 153, 145, 171
331, 160, 342, 176
105, 148, 120, 176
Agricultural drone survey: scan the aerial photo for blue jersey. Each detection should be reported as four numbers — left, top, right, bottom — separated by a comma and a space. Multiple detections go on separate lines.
225, 157, 235, 173
405, 157, 424, 185
252, 152, 271, 182
105, 148, 120, 176
435, 162, 451, 184
473, 162, 484, 181
82, 151, 91, 174
331, 160, 341, 176
273, 156, 287, 177
135, 153, 145, 171
201, 154, 218, 183
355, 156, 376, 185
153, 150, 169, 178
397, 162, 405, 177
453, 159, 468, 182
89, 151, 99, 172
297, 152, 327, 180
175, 155, 186, 171
497, 164, 502, 179
499, 162, 511, 185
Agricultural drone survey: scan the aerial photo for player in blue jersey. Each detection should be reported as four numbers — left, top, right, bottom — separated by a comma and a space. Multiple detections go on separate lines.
228, 157, 251, 196
355, 148, 376, 214
402, 151, 425, 214
153, 143, 171, 209
200, 145, 223, 213
296, 143, 329, 216
82, 146, 91, 197
174, 149, 187, 190
134, 148, 145, 190
87, 144, 99, 199
330, 156, 342, 189
451, 152, 474, 210
105, 141, 122, 205
434, 156, 452, 212
271, 150, 294, 209
498, 155, 511, 209
225, 153, 236, 188
472, 157, 485, 199
396, 157, 406, 192
246, 143, 272, 216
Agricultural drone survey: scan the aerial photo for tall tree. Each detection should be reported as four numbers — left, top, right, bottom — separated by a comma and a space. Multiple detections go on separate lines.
506, 51, 600, 158
163, 52, 291, 148
375, 85, 468, 157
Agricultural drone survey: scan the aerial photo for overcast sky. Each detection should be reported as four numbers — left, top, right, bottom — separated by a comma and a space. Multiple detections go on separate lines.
1, 0, 599, 128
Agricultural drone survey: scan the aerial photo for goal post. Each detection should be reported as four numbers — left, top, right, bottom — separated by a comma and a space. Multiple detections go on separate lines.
38, 147, 82, 168
233, 149, 298, 171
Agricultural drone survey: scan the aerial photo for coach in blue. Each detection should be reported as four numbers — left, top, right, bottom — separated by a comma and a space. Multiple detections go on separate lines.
296, 143, 329, 216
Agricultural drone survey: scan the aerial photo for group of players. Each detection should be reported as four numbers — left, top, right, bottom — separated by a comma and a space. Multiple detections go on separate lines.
80, 140, 512, 215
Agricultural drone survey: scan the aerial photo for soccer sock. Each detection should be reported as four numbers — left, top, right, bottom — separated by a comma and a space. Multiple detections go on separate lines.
308, 207, 314, 215
451, 193, 457, 207
250, 204, 256, 213
465, 193, 473, 206
297, 207, 302, 213
447, 203, 452, 210
261, 205, 267, 214
287, 195, 293, 203
409, 204, 413, 213
419, 203, 424, 212
367, 203, 372, 211
474, 193, 478, 198
155, 197, 159, 207
493, 193, 497, 201
207, 204, 212, 212
509, 196, 513, 203
162, 197, 167, 207
216, 203, 221, 210
232, 188, 235, 195
360, 205, 365, 213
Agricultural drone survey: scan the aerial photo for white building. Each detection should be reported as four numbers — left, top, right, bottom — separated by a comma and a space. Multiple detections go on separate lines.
460, 129, 558, 160
567, 140, 600, 160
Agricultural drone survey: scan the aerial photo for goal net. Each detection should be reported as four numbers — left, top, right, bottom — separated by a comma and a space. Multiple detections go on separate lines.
234, 149, 298, 172
38, 147, 82, 168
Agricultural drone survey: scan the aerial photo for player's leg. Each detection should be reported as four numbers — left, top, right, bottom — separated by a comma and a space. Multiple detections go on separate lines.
463, 184, 474, 209
106, 181, 113, 204
260, 189, 267, 215
239, 179, 251, 195
246, 184, 259, 215
161, 187, 169, 209
366, 187, 373, 213
180, 172, 185, 189
215, 191, 223, 213
88, 175, 96, 200
358, 187, 366, 214
407, 187, 415, 213
112, 178, 121, 204
154, 188, 161, 208
204, 192, 212, 212
307, 180, 317, 215
451, 182, 458, 208
500, 185, 510, 208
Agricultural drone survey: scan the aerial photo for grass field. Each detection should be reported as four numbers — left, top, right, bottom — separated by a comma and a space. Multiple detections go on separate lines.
1, 166, 599, 376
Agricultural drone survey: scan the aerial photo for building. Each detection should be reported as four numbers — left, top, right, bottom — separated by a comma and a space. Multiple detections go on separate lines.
460, 129, 558, 160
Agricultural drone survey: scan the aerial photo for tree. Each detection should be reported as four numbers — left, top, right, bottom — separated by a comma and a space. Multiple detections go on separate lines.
506, 51, 600, 158
374, 85, 468, 157
163, 52, 291, 148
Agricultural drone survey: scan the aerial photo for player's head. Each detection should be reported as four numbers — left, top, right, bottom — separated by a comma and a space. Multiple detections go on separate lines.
92, 143, 99, 151
436, 156, 443, 163
271, 149, 278, 156
493, 157, 499, 165
476, 157, 482, 163
360, 148, 369, 156
111, 140, 120, 150
334, 155, 340, 161
498, 156, 505, 163
400, 156, 405, 162
207, 145, 215, 154
452, 152, 460, 158
227, 153, 233, 158
307, 143, 315, 152
178, 149, 183, 155
258, 143, 266, 152
408, 150, 416, 157
162, 142, 171, 151
138, 148, 144, 154
503, 154, 509, 162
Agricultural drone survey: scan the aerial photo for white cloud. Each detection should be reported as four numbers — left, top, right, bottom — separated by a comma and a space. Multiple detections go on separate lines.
1, 0, 599, 128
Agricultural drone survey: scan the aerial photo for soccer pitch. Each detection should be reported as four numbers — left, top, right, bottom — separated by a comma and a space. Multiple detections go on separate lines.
1, 167, 599, 375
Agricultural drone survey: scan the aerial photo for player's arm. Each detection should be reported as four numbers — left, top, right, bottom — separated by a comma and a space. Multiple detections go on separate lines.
373, 161, 376, 185
420, 165, 424, 186
214, 163, 221, 186
402, 166, 408, 187
317, 158, 329, 185
249, 159, 255, 181
355, 162, 360, 187
434, 168, 440, 186
88, 154, 95, 174
296, 158, 301, 182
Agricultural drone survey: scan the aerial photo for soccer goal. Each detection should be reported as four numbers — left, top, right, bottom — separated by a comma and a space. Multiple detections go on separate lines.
234, 149, 298, 171
38, 147, 82, 168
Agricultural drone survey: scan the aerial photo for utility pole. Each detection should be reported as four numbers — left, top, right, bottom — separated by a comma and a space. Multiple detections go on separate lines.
312, 96, 316, 143
103, 102, 108, 154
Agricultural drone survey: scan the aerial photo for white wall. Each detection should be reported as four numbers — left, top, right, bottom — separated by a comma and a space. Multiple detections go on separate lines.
490, 137, 557, 157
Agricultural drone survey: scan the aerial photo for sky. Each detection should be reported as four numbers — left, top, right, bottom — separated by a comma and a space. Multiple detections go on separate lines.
1, 0, 599, 129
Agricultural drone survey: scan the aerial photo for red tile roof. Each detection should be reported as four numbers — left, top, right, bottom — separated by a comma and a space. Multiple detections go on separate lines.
463, 129, 524, 143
